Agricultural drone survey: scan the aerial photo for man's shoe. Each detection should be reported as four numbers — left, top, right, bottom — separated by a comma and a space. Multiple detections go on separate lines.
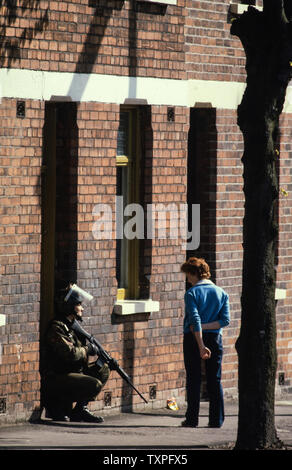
70, 406, 104, 423
208, 423, 222, 428
181, 419, 198, 428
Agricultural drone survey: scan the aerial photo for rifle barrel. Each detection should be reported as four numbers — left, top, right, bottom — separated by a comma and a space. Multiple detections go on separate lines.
72, 320, 148, 404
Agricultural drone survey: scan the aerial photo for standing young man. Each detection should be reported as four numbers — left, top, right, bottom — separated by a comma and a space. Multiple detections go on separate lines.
181, 257, 230, 428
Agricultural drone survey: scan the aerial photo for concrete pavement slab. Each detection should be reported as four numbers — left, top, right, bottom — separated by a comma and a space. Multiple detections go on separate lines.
0, 399, 291, 463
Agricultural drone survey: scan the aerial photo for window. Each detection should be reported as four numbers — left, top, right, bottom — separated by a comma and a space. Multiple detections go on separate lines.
113, 106, 160, 315
116, 108, 140, 300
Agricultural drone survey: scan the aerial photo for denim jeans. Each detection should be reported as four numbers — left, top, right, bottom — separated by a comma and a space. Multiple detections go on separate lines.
183, 331, 224, 427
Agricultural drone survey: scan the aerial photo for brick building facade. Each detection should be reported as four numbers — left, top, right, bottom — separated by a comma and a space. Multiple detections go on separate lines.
0, 0, 291, 424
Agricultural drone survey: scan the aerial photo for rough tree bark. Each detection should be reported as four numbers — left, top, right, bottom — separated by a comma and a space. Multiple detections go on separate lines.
230, 0, 292, 449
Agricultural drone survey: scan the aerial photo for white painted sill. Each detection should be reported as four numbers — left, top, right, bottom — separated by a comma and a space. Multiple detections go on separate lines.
113, 299, 160, 315
229, 3, 263, 15
275, 289, 286, 300
137, 0, 177, 5
114, 289, 284, 315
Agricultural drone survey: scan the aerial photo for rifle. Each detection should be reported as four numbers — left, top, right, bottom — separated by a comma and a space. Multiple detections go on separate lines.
71, 319, 148, 404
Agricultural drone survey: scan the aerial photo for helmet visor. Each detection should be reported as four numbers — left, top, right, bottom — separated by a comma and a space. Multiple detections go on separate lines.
64, 284, 93, 304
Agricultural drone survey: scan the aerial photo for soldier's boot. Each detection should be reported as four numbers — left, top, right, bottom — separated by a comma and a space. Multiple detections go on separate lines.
45, 400, 72, 422
70, 401, 104, 423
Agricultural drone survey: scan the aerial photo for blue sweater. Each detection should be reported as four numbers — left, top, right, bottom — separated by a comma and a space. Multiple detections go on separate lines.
183, 280, 230, 334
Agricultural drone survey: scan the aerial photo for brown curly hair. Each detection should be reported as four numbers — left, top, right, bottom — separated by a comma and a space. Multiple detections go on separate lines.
181, 257, 211, 279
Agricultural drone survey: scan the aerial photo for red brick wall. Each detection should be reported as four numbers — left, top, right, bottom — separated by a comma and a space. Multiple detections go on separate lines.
214, 109, 292, 396
3, 0, 264, 84
1, 100, 291, 421
78, 104, 190, 409
0, 98, 43, 421
276, 113, 292, 392
75, 102, 119, 408
1, 0, 291, 424
147, 105, 189, 405
185, 0, 248, 82
0, 99, 189, 419
76, 101, 118, 308
186, 107, 244, 395
0, 0, 186, 79
187, 107, 292, 396
215, 109, 244, 395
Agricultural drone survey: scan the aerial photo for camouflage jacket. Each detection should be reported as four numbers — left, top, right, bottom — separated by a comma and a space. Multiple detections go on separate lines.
42, 317, 89, 375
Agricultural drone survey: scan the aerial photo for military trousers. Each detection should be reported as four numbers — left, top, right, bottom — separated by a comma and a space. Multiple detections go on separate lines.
42, 362, 110, 411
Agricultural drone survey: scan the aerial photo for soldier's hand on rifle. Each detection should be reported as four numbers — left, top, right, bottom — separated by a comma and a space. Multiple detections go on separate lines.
87, 343, 100, 356
108, 357, 118, 371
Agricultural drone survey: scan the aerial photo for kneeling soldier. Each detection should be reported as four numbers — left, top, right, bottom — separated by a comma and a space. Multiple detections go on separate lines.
41, 284, 110, 422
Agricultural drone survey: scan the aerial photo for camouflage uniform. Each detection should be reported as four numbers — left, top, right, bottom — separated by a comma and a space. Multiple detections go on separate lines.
41, 316, 109, 415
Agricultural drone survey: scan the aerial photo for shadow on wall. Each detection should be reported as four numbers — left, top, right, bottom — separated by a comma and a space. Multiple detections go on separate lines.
0, 0, 49, 68
67, 0, 125, 100
187, 107, 218, 280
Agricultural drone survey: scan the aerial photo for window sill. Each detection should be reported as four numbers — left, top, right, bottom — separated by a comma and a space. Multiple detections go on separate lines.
275, 288, 286, 300
229, 3, 263, 15
113, 299, 160, 315
0, 314, 6, 327
228, 4, 262, 24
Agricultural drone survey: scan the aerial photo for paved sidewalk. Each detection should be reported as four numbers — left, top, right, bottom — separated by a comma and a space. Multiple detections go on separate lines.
0, 398, 291, 455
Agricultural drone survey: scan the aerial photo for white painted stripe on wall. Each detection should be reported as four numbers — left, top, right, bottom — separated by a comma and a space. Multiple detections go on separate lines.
0, 68, 188, 106
188, 79, 246, 110
1, 67, 292, 112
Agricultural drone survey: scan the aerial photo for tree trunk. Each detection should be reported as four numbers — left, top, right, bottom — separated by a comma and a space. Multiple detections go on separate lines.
231, 2, 292, 449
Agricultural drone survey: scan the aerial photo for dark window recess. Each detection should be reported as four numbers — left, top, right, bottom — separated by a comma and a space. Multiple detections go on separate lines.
279, 372, 285, 386
117, 111, 129, 156
0, 397, 7, 414
16, 100, 25, 118
149, 385, 157, 400
104, 391, 112, 407
167, 107, 175, 122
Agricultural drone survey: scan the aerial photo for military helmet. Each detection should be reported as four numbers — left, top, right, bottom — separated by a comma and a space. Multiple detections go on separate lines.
56, 284, 93, 317
65, 290, 83, 306
64, 284, 93, 305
